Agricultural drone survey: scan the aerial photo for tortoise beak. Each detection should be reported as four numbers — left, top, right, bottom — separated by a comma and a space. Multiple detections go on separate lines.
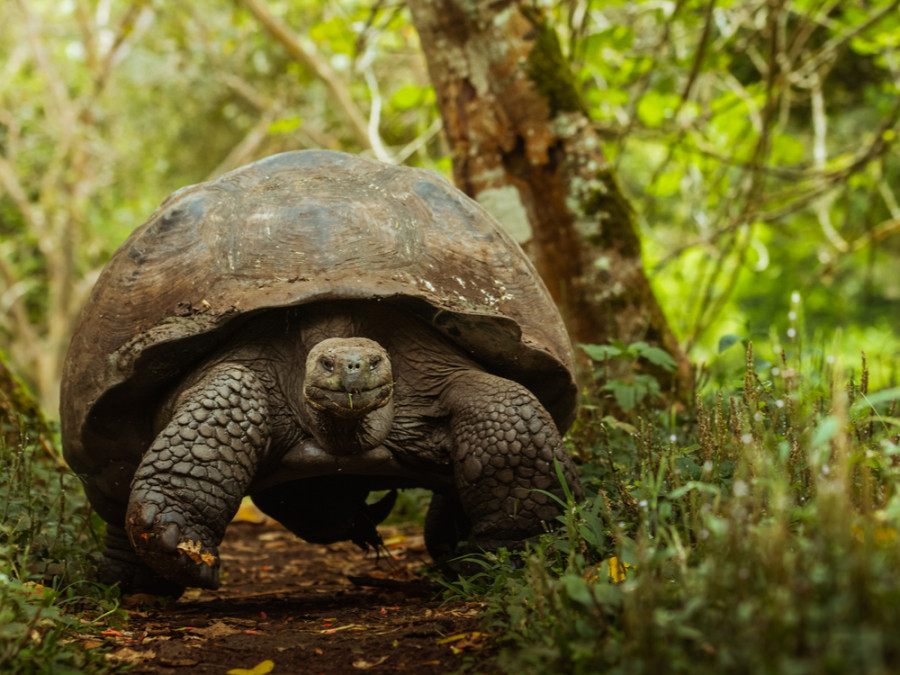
304, 381, 394, 418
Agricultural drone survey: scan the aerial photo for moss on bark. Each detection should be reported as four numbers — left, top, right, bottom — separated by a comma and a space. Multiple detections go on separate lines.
0, 349, 51, 446
521, 7, 584, 117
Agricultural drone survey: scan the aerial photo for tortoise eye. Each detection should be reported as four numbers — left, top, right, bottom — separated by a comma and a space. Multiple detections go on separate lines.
370, 356, 382, 370
320, 357, 334, 372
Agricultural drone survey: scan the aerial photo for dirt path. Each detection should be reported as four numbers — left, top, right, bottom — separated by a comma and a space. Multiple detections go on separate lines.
82, 512, 492, 674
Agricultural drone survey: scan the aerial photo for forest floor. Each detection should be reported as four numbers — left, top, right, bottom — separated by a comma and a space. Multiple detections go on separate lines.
73, 508, 493, 675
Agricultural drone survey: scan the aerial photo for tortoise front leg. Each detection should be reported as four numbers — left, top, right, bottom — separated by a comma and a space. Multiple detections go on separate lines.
125, 364, 270, 590
441, 371, 583, 552
98, 522, 186, 597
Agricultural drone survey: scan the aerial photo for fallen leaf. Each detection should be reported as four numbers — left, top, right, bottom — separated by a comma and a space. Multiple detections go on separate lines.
353, 655, 389, 669
181, 588, 204, 601
191, 622, 241, 639
159, 655, 200, 667
122, 593, 161, 609
105, 647, 156, 664
448, 632, 488, 654
382, 534, 407, 548
227, 660, 274, 675
435, 631, 489, 645
176, 539, 217, 566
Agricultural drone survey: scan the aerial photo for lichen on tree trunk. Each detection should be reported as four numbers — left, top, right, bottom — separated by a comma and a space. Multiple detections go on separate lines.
407, 0, 691, 402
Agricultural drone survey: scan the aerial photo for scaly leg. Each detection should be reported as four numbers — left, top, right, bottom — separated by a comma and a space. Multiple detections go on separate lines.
125, 364, 269, 590
441, 371, 582, 551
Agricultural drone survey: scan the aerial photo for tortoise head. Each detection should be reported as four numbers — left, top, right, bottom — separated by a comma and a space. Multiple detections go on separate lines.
304, 337, 394, 417
303, 337, 395, 454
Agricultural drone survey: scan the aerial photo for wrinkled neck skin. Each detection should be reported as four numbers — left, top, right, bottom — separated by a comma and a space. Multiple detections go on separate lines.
305, 396, 395, 456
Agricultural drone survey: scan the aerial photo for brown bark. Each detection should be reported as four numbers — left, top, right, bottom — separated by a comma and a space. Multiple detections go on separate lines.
407, 0, 691, 400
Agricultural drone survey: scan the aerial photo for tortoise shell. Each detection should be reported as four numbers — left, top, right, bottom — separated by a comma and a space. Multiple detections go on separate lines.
61, 150, 576, 497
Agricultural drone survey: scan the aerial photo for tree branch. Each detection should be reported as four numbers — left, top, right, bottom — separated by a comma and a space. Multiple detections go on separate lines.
235, 0, 376, 152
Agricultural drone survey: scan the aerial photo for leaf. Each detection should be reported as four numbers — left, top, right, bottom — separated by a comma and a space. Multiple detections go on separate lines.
267, 116, 302, 135
381, 533, 408, 548
584, 557, 633, 584
106, 647, 157, 664
668, 481, 722, 500
561, 573, 598, 605
232, 499, 269, 524
717, 334, 744, 353
191, 622, 240, 639
435, 631, 489, 645
607, 381, 638, 411
811, 416, 839, 449
353, 656, 389, 669
602, 415, 638, 434
390, 85, 427, 110
636, 91, 680, 127
176, 539, 217, 567
635, 345, 677, 371
227, 660, 274, 675
579, 343, 622, 362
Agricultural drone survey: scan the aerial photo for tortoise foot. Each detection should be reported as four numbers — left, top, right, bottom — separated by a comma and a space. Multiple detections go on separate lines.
100, 524, 187, 597
126, 500, 221, 590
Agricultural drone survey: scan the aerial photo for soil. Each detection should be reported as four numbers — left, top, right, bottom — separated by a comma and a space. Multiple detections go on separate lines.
78, 508, 494, 675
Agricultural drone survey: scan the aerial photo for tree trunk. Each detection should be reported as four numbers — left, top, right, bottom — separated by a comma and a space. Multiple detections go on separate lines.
0, 349, 51, 449
407, 0, 691, 401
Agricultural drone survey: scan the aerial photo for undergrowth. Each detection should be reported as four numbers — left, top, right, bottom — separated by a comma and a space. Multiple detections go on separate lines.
0, 426, 120, 674
451, 344, 900, 674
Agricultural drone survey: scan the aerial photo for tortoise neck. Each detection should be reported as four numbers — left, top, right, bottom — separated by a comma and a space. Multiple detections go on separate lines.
307, 397, 395, 456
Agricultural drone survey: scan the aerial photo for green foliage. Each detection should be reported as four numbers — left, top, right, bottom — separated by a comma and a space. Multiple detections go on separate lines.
0, 577, 116, 675
557, 0, 900, 371
581, 340, 677, 412
450, 345, 900, 673
0, 431, 120, 673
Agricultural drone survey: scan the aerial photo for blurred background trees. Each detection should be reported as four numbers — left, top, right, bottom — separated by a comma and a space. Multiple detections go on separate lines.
1, 0, 898, 414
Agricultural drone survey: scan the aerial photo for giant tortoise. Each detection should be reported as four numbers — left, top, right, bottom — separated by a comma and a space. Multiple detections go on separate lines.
61, 150, 582, 596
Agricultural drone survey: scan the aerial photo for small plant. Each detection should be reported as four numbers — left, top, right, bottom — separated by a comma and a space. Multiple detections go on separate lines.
580, 340, 678, 412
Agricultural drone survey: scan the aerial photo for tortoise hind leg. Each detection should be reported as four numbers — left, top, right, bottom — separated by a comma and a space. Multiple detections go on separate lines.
424, 491, 471, 563
252, 476, 396, 550
440, 370, 582, 552
125, 364, 270, 591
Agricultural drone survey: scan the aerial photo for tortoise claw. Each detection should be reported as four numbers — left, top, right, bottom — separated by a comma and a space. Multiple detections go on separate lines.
159, 522, 180, 553
126, 504, 221, 590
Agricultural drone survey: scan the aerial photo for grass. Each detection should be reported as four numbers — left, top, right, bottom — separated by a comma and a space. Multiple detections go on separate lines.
450, 344, 900, 674
0, 425, 121, 674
